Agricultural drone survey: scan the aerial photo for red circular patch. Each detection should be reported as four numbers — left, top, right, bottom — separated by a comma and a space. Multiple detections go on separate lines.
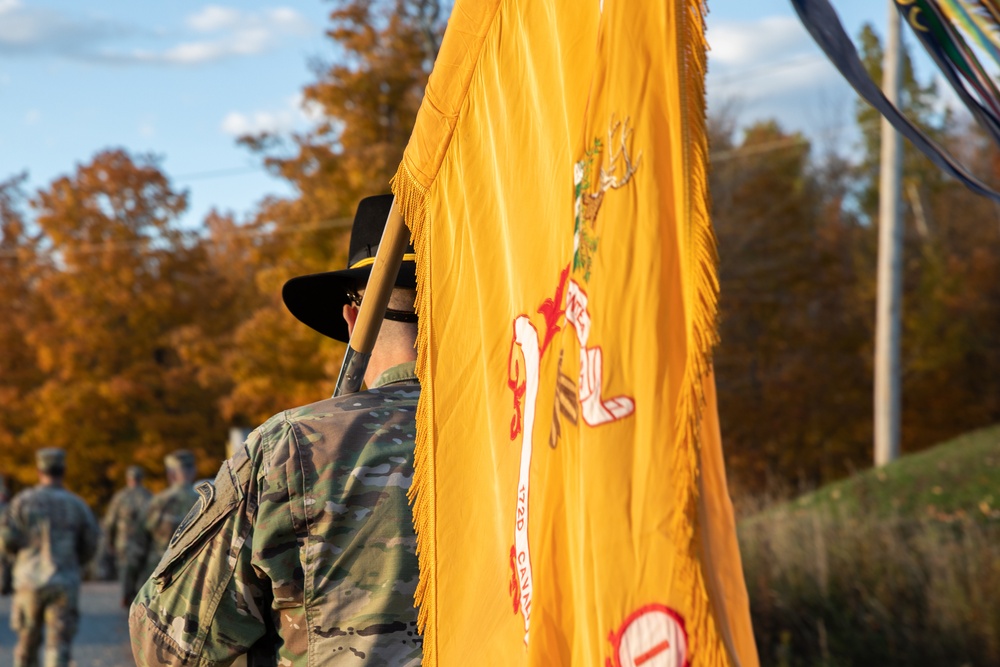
607, 604, 688, 667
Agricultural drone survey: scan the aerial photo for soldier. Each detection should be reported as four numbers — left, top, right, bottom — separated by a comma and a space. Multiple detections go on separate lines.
125, 451, 198, 600
130, 194, 422, 665
0, 448, 99, 667
99, 465, 152, 606
0, 476, 11, 596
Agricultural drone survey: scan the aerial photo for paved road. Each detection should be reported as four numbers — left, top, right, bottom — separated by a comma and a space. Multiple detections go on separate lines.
0, 581, 134, 667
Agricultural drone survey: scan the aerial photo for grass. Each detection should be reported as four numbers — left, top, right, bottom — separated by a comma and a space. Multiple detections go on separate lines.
750, 424, 1000, 524
738, 425, 1000, 666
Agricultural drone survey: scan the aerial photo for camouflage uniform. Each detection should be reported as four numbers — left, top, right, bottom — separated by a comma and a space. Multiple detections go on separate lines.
0, 449, 99, 667
100, 467, 152, 603
130, 362, 422, 666
126, 452, 199, 601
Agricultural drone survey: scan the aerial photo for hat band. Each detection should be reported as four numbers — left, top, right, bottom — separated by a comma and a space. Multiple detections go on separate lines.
349, 253, 417, 270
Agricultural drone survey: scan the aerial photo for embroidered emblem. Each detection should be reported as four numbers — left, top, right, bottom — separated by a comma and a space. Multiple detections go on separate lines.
505, 269, 636, 640
506, 113, 641, 643
549, 350, 579, 448
565, 280, 635, 426
606, 605, 689, 667
573, 115, 642, 283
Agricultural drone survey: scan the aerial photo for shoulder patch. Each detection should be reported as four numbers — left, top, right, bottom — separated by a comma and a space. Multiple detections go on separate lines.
153, 458, 247, 589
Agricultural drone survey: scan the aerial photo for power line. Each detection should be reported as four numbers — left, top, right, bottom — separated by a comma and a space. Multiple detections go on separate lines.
711, 136, 811, 162
0, 215, 353, 259
709, 53, 829, 88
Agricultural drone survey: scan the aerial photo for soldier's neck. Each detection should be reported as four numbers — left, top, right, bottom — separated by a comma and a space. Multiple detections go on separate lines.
38, 475, 64, 489
364, 344, 418, 388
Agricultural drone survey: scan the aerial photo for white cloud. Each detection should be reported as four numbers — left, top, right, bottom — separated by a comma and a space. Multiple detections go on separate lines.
0, 4, 315, 66
24, 108, 40, 125
221, 109, 294, 136
705, 15, 841, 114
221, 92, 325, 137
187, 5, 243, 32
267, 7, 312, 33
705, 14, 854, 140
708, 16, 812, 67
116, 7, 314, 65
0, 3, 125, 54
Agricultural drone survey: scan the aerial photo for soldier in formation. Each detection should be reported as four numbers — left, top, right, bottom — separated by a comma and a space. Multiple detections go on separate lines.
0, 476, 11, 596
0, 448, 99, 667
130, 195, 423, 665
0, 477, 14, 595
99, 465, 152, 606
125, 450, 199, 599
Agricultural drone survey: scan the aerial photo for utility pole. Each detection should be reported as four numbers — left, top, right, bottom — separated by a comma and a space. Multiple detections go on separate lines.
875, 1, 904, 466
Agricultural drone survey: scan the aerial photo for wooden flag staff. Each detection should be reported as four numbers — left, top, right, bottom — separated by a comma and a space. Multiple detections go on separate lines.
333, 197, 410, 396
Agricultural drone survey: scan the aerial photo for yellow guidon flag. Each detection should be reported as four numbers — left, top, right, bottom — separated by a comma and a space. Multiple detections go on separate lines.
392, 0, 759, 665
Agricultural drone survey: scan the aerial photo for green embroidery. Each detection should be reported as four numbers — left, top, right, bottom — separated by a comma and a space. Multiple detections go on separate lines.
571, 116, 642, 284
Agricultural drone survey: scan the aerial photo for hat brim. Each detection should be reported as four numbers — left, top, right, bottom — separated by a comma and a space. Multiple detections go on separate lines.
282, 262, 417, 343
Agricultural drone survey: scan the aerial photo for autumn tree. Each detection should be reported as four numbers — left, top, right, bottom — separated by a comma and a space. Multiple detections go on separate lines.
223, 0, 446, 422
894, 120, 1000, 450
21, 150, 226, 504
711, 118, 872, 492
0, 174, 45, 492
853, 25, 1000, 458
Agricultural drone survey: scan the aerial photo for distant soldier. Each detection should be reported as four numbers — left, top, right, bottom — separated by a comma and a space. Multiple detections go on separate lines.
125, 450, 198, 597
0, 476, 11, 596
0, 448, 99, 667
99, 465, 151, 606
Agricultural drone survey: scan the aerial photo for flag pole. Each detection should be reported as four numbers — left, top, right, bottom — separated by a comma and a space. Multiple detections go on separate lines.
334, 197, 409, 396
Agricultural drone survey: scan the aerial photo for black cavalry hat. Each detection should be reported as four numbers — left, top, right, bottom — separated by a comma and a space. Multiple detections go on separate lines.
282, 194, 417, 343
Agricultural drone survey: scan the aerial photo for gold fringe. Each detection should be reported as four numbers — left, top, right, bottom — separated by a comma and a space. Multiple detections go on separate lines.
672, 1, 731, 666
390, 161, 438, 666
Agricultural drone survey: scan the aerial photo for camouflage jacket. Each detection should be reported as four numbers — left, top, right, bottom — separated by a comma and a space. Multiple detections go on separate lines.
127, 482, 199, 595
130, 362, 422, 666
0, 498, 9, 593
0, 483, 99, 590
102, 485, 152, 559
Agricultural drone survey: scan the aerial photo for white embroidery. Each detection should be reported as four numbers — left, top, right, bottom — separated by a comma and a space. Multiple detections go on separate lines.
511, 316, 540, 644
566, 280, 635, 425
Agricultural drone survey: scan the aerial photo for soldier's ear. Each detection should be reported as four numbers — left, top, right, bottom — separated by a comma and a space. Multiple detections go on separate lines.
343, 303, 359, 337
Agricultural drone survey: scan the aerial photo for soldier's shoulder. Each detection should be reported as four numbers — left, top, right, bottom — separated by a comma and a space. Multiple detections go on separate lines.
7, 487, 36, 511
109, 487, 136, 508
10, 487, 36, 503
247, 392, 386, 449
145, 487, 172, 508
286, 385, 420, 423
163, 485, 197, 502
10, 485, 54, 508
66, 490, 95, 517
246, 386, 420, 468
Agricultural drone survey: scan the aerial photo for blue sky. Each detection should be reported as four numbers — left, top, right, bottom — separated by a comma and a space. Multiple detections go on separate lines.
0, 1, 888, 227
